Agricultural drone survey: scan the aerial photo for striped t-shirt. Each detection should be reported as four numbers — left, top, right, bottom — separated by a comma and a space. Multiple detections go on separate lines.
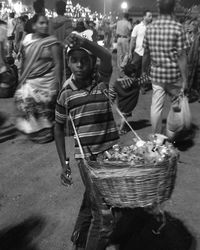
55, 77, 119, 159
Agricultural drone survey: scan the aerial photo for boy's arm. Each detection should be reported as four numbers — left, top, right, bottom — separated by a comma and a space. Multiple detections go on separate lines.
66, 33, 112, 74
82, 37, 112, 74
54, 122, 68, 168
54, 92, 72, 186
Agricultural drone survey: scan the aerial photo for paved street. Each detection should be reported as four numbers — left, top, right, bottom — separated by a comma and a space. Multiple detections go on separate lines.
0, 65, 200, 249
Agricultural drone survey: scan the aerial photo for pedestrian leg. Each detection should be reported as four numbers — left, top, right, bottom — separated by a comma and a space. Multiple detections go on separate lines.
151, 83, 166, 134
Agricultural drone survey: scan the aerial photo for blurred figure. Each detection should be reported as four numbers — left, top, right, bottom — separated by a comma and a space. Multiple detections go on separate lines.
103, 20, 112, 49
88, 20, 98, 43
7, 12, 17, 57
0, 19, 7, 74
14, 16, 25, 54
15, 14, 62, 143
116, 13, 132, 75
49, 0, 73, 43
129, 10, 152, 75
24, 0, 45, 35
188, 20, 200, 101
74, 20, 86, 33
129, 10, 152, 94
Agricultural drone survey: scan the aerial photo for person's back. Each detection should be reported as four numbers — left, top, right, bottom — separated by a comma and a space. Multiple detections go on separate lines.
146, 17, 184, 83
48, 0, 72, 42
116, 18, 132, 37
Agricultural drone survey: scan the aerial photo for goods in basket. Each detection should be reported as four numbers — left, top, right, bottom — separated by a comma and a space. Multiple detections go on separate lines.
101, 134, 178, 165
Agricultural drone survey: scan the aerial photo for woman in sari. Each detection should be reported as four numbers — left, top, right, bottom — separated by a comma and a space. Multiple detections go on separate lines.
15, 14, 63, 143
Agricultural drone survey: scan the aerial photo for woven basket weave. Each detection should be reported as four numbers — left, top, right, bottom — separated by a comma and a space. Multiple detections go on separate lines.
85, 155, 178, 208
69, 113, 178, 209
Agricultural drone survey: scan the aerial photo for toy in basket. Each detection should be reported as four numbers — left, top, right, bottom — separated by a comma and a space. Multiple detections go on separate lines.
69, 113, 179, 209
90, 134, 179, 208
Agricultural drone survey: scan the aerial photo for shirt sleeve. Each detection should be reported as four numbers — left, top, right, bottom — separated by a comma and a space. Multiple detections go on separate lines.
177, 26, 187, 52
131, 25, 138, 38
142, 29, 149, 51
55, 89, 67, 124
98, 59, 113, 85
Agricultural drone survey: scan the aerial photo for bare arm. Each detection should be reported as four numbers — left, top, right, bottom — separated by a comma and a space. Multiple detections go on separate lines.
54, 122, 72, 186
177, 50, 188, 90
51, 44, 63, 89
82, 37, 112, 73
129, 37, 136, 57
142, 47, 151, 74
54, 122, 67, 168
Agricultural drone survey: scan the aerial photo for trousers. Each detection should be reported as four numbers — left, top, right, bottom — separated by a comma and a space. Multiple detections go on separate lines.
117, 37, 129, 73
151, 81, 182, 134
71, 159, 113, 250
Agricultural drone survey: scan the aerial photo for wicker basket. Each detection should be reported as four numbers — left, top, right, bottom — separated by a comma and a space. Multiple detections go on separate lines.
86, 156, 178, 208
69, 112, 178, 209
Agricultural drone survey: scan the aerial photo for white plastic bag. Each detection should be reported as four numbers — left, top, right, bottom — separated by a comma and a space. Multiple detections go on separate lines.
166, 94, 191, 139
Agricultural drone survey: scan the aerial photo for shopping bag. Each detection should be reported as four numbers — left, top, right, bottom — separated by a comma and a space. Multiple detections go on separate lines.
166, 94, 191, 139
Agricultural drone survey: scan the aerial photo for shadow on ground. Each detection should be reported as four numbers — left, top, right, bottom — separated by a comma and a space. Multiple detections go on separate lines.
128, 119, 151, 131
173, 124, 199, 152
110, 208, 197, 250
0, 215, 46, 250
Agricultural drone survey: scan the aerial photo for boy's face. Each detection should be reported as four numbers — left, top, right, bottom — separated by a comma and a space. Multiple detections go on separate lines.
68, 50, 93, 81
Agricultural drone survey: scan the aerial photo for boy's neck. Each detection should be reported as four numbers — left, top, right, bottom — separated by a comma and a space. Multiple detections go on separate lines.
73, 78, 92, 90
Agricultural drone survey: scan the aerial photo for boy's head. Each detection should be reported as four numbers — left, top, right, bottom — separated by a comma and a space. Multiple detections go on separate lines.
33, 0, 45, 15
157, 0, 175, 15
55, 0, 66, 16
67, 48, 96, 81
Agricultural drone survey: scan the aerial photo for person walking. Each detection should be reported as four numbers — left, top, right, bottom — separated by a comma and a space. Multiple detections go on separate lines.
116, 13, 132, 76
15, 14, 62, 143
129, 10, 152, 93
48, 0, 73, 43
142, 0, 188, 134
7, 12, 17, 57
0, 19, 7, 74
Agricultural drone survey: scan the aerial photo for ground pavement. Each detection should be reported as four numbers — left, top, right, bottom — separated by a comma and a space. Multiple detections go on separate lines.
0, 65, 200, 249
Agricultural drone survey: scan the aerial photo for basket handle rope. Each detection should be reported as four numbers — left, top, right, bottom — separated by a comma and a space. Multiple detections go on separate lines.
115, 105, 142, 141
69, 113, 87, 164
103, 90, 142, 141
69, 113, 98, 179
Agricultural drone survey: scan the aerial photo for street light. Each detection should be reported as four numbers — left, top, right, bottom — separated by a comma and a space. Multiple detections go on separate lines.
103, 0, 106, 15
121, 1, 128, 12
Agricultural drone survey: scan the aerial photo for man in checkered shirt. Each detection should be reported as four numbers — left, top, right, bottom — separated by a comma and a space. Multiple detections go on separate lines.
142, 0, 188, 134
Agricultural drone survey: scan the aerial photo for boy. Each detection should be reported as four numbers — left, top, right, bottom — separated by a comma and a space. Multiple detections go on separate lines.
54, 33, 119, 250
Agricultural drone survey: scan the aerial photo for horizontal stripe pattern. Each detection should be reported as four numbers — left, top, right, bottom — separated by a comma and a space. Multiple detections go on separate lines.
55, 81, 119, 158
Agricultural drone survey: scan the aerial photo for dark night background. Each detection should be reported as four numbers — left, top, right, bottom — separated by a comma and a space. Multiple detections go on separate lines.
14, 0, 200, 12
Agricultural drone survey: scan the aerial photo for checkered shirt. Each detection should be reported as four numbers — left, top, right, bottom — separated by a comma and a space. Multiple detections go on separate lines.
143, 15, 187, 84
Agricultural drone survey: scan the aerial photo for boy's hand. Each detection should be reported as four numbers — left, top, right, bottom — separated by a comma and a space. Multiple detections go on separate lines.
60, 161, 73, 187
65, 33, 85, 48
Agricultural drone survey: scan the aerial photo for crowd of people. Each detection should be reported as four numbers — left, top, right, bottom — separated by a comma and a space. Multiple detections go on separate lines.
0, 0, 200, 249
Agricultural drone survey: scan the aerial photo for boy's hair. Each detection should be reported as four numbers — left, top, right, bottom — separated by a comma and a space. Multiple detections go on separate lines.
123, 13, 129, 20
158, 0, 175, 15
68, 48, 97, 66
55, 0, 66, 15
33, 0, 45, 14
